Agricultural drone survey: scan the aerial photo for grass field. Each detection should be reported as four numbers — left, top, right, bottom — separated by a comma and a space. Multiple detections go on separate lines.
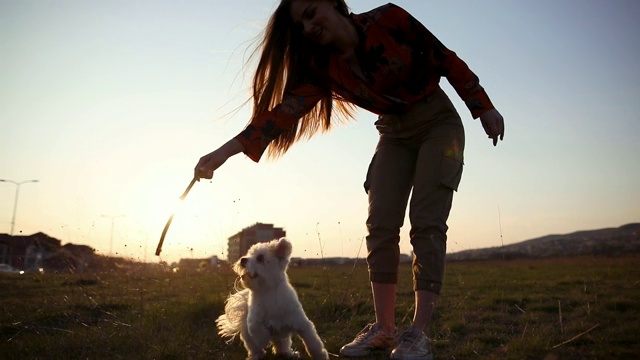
1, 256, 638, 359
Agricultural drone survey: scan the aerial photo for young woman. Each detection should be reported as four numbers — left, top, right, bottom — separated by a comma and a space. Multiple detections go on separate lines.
195, 1, 504, 359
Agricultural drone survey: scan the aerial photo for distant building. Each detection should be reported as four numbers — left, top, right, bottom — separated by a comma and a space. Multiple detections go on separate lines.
227, 223, 286, 263
0, 232, 97, 272
0, 232, 60, 270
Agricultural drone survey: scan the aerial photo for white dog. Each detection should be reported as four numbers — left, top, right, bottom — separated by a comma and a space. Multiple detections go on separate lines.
216, 238, 329, 360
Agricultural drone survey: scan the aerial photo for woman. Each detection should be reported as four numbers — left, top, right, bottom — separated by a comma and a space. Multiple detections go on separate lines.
195, 1, 504, 359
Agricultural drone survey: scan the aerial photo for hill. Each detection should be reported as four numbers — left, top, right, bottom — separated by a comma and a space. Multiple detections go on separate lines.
447, 223, 640, 261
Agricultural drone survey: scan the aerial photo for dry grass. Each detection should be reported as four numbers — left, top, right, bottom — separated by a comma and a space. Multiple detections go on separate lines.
1, 256, 639, 359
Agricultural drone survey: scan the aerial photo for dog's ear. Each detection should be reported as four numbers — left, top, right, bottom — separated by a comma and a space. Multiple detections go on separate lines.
273, 237, 292, 260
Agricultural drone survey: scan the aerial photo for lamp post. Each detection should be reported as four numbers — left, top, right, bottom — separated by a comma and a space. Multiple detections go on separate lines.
101, 214, 125, 256
0, 179, 39, 235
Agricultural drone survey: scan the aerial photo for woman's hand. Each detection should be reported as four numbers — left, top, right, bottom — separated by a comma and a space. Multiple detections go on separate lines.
479, 109, 505, 146
194, 138, 244, 180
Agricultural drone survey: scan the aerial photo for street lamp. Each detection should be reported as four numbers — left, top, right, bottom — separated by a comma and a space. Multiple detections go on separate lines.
101, 214, 125, 256
0, 179, 39, 235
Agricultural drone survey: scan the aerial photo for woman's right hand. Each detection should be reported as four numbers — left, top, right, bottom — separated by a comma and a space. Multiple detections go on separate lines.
194, 149, 228, 180
194, 138, 244, 180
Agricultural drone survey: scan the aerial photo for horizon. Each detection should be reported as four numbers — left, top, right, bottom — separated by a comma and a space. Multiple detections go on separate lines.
2, 220, 637, 265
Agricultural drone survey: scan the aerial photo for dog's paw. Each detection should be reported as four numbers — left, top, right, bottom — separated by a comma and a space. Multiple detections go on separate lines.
310, 349, 329, 360
272, 349, 300, 359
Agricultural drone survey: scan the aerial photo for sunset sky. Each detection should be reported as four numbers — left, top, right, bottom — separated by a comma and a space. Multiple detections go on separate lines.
1, 0, 639, 264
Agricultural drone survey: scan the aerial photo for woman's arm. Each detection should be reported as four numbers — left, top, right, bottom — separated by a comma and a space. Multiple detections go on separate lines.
194, 83, 326, 180
194, 138, 244, 180
381, 4, 495, 119
234, 84, 326, 162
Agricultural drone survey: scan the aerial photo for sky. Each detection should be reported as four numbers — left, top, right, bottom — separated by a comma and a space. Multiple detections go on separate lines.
1, 0, 639, 265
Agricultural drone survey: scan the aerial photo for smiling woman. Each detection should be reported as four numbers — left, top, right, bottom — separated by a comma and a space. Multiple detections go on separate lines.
289, 0, 355, 47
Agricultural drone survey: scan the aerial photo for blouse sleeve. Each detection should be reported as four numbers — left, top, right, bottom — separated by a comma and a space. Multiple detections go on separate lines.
383, 4, 494, 118
234, 83, 326, 162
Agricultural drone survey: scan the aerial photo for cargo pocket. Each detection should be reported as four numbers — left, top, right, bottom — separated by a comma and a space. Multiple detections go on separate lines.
363, 153, 377, 194
440, 154, 464, 191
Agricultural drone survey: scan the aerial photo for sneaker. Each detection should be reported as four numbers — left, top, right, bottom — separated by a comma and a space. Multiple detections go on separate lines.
390, 327, 433, 360
339, 323, 396, 357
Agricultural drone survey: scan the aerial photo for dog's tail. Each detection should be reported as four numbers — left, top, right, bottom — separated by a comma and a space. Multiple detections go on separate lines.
216, 288, 249, 341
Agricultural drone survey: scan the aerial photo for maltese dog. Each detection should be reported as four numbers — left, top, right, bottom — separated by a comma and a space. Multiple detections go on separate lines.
216, 238, 329, 360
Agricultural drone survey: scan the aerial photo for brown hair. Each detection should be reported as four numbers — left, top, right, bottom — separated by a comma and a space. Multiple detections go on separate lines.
250, 0, 356, 159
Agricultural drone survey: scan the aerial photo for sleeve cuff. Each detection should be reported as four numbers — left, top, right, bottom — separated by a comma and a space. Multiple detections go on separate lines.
235, 132, 264, 163
468, 91, 495, 119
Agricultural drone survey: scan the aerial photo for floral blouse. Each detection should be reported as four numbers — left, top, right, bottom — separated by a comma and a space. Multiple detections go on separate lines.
236, 3, 495, 162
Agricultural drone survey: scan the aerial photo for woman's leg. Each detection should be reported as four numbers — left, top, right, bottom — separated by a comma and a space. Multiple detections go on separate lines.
371, 282, 397, 333
409, 118, 465, 332
340, 136, 415, 357
413, 290, 438, 336
364, 136, 416, 326
390, 114, 464, 359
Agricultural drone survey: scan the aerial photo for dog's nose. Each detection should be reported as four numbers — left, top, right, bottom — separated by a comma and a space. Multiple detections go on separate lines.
240, 257, 248, 267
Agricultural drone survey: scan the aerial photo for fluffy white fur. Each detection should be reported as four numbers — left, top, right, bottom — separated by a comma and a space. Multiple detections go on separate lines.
216, 238, 329, 360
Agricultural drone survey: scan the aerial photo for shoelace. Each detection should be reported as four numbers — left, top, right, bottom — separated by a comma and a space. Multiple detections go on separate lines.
397, 330, 433, 355
354, 324, 376, 341
397, 330, 419, 346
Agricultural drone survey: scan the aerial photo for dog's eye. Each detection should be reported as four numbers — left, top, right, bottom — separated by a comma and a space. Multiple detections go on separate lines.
257, 254, 264, 263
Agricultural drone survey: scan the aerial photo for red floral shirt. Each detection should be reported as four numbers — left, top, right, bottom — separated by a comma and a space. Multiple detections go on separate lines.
237, 3, 494, 162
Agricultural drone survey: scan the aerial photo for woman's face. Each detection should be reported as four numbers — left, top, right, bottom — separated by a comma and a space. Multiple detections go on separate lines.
289, 0, 343, 46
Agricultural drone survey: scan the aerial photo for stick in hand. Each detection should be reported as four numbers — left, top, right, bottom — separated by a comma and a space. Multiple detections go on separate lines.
155, 177, 197, 256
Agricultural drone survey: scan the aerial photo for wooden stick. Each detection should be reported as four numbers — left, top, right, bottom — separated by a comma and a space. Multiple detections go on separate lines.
551, 324, 600, 349
558, 300, 564, 334
155, 177, 197, 256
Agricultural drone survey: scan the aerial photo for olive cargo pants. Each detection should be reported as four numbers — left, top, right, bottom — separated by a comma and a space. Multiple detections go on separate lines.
364, 88, 465, 294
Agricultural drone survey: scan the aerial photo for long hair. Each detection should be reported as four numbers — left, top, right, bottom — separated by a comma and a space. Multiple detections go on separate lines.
250, 0, 357, 159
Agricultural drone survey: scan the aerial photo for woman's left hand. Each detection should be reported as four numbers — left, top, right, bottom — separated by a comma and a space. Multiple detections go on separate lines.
479, 109, 505, 146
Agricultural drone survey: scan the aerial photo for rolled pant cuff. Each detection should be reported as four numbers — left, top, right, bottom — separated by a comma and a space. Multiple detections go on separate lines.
370, 272, 398, 284
414, 279, 442, 295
